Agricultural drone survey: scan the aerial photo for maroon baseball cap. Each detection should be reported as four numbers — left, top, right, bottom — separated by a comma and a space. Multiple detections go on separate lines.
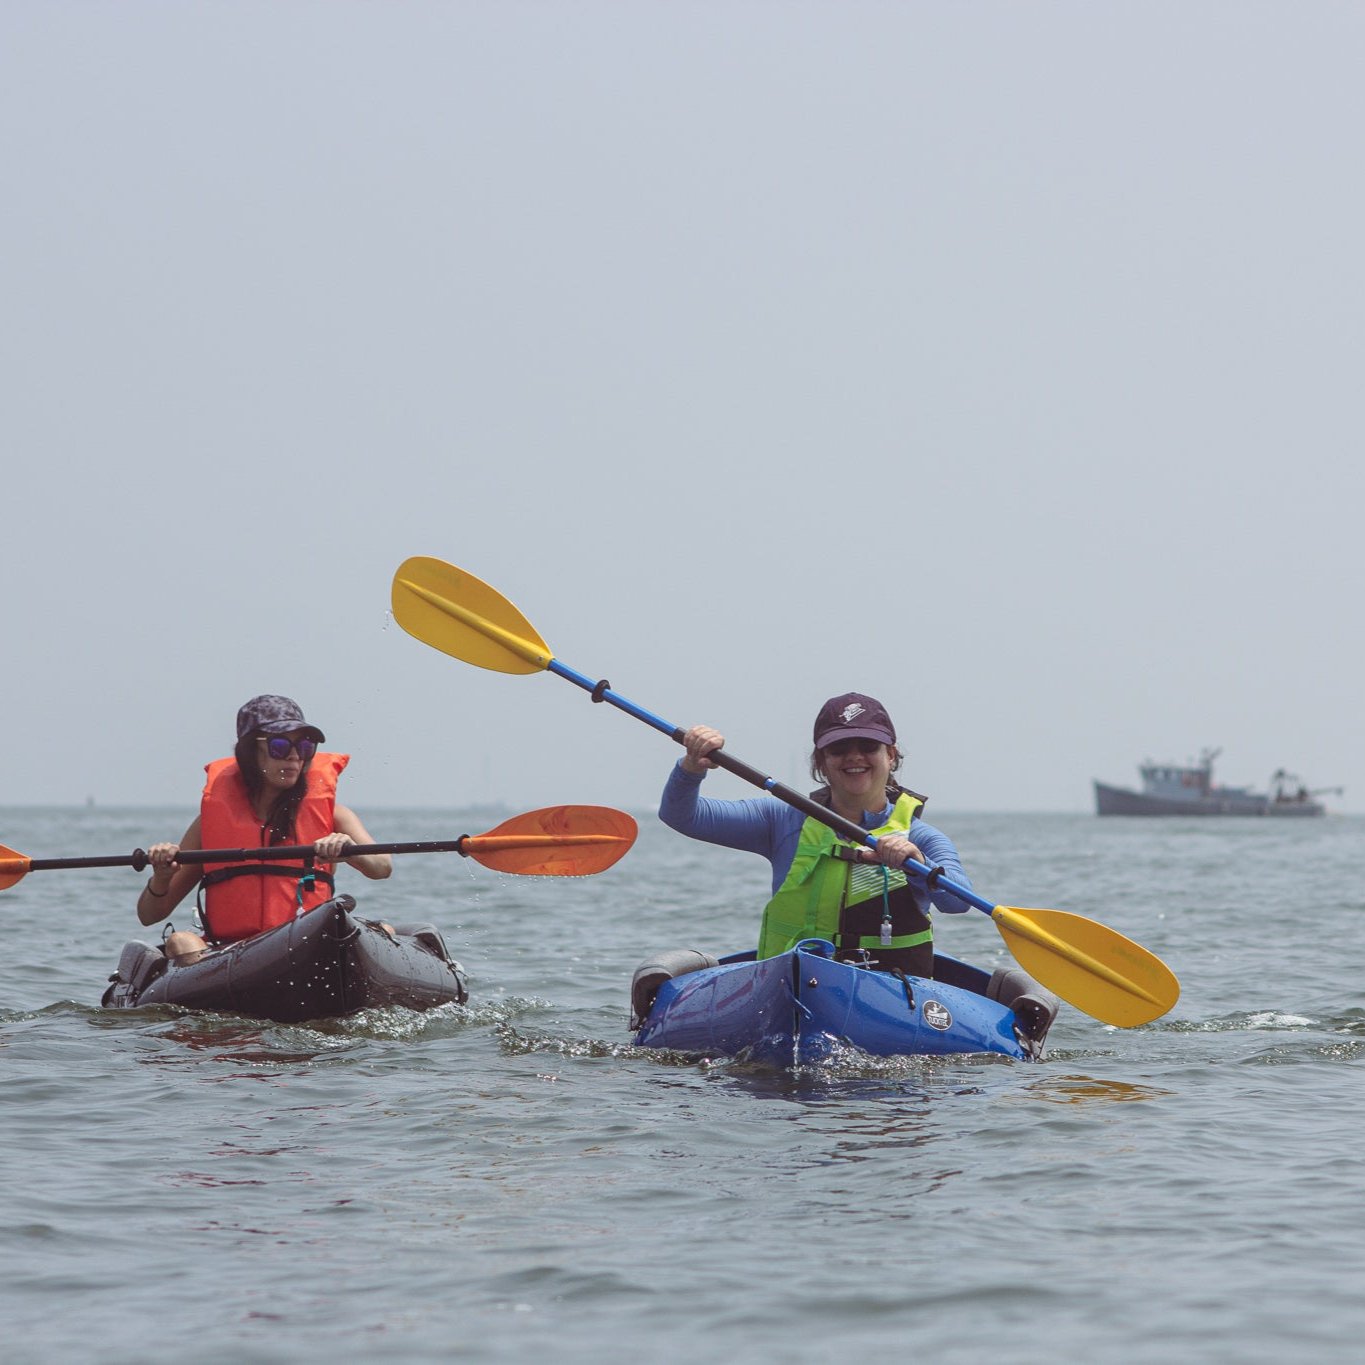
813, 692, 896, 749
236, 695, 325, 744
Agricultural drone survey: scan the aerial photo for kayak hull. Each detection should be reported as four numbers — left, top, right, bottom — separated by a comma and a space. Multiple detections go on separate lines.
101, 895, 467, 1022
632, 940, 1057, 1065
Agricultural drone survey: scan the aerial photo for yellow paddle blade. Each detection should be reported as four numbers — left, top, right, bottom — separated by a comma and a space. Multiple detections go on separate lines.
991, 905, 1180, 1028
391, 556, 552, 675
461, 805, 637, 876
0, 843, 32, 891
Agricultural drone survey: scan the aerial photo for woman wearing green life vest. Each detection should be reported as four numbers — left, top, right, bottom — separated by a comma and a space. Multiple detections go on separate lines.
658, 693, 974, 976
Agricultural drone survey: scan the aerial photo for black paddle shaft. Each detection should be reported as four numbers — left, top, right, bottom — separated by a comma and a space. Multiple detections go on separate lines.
695, 746, 875, 846
25, 839, 475, 873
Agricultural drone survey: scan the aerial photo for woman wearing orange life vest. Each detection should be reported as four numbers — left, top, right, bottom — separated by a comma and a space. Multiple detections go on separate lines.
138, 695, 391, 960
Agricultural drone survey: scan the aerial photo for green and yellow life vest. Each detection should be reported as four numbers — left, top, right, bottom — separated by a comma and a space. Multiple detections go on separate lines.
756, 789, 934, 976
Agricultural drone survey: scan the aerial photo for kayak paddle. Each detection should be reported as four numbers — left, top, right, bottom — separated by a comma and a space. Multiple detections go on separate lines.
390, 555, 1180, 1029
0, 804, 638, 891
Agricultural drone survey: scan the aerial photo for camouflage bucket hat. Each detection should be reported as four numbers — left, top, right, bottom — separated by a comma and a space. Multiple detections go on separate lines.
235, 695, 326, 744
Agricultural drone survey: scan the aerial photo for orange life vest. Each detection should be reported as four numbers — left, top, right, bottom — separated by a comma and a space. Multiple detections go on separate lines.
198, 752, 350, 943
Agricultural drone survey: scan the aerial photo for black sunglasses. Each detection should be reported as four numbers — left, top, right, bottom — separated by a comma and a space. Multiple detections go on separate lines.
823, 738, 884, 757
260, 735, 318, 760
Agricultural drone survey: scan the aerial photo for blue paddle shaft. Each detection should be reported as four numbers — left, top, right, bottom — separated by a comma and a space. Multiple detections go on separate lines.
546, 658, 994, 916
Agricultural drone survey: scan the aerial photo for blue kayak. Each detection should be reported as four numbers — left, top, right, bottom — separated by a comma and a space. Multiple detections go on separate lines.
631, 938, 1059, 1065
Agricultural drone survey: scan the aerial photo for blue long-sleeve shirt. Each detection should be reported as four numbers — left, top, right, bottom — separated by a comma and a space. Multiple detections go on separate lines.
658, 761, 974, 915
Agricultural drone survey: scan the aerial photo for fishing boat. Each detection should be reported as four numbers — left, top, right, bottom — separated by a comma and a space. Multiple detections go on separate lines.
1094, 749, 1336, 817
630, 939, 1060, 1064
101, 894, 467, 1022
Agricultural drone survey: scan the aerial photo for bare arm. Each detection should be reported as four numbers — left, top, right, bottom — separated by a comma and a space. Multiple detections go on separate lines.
137, 817, 203, 925
314, 805, 392, 880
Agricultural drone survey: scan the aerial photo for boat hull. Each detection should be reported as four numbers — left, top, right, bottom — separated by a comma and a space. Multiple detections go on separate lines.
1094, 781, 1323, 817
632, 941, 1056, 1065
101, 895, 467, 1022
1266, 800, 1328, 817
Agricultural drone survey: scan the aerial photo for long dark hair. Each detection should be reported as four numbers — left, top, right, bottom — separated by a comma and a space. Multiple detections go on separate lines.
234, 734, 312, 844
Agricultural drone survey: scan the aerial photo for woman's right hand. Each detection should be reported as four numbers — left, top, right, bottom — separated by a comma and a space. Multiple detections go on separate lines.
146, 843, 180, 889
680, 725, 725, 775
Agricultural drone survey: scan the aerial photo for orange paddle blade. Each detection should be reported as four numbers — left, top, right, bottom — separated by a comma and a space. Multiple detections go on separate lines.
0, 844, 32, 891
461, 806, 637, 876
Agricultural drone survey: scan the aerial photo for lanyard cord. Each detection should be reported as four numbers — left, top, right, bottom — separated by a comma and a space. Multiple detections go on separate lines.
295, 854, 318, 912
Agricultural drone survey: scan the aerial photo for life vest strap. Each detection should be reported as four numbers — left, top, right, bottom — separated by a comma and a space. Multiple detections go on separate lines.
830, 844, 865, 862
841, 927, 934, 951
200, 864, 336, 891
196, 864, 336, 944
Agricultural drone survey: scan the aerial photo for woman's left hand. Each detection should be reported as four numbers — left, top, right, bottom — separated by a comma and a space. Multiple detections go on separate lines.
865, 835, 925, 869
314, 833, 356, 862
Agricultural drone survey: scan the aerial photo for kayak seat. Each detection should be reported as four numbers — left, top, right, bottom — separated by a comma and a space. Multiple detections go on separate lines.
630, 948, 721, 1031
986, 966, 1061, 1057
100, 941, 168, 1007
929, 953, 991, 994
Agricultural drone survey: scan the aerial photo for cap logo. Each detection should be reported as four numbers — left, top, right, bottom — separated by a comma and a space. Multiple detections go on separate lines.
840, 703, 866, 724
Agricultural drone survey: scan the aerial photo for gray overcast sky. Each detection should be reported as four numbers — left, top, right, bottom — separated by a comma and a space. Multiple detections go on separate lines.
3, 2, 1361, 817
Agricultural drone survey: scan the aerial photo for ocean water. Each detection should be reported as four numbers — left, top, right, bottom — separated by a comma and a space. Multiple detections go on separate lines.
3, 805, 1364, 1364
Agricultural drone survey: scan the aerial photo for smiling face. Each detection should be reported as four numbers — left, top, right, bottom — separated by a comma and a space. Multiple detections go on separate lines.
818, 738, 896, 816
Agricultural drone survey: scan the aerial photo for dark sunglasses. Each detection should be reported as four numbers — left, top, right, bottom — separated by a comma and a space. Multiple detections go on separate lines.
260, 735, 318, 760
823, 738, 884, 757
